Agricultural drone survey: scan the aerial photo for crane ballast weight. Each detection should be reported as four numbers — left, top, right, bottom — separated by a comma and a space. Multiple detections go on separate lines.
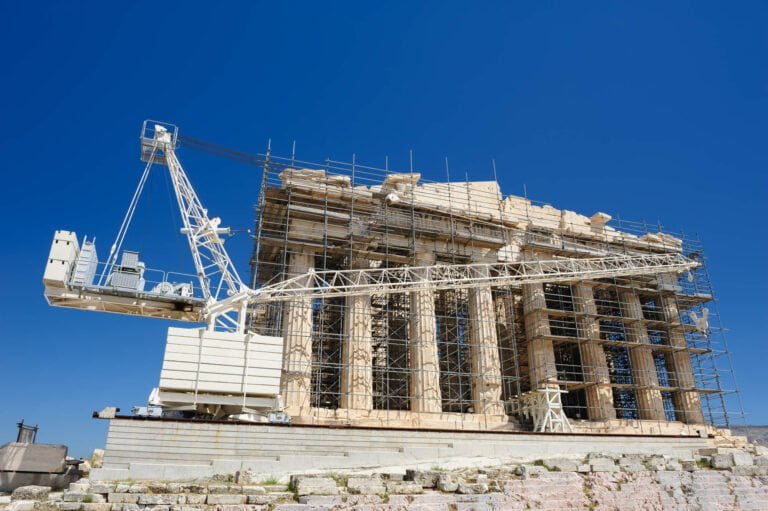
42, 121, 699, 424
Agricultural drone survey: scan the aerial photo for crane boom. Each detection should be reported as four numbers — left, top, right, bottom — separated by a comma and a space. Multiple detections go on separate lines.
248, 252, 697, 302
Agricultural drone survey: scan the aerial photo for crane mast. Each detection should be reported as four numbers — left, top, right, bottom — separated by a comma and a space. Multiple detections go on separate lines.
140, 122, 246, 332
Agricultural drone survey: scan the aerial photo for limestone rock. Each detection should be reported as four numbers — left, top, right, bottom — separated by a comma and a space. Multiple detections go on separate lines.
11, 487, 51, 501
384, 482, 423, 494
68, 483, 89, 493
731, 466, 758, 476
235, 469, 256, 485
107, 494, 139, 504
183, 494, 207, 505
456, 479, 489, 494
515, 465, 548, 478
62, 492, 86, 503
665, 460, 683, 471
137, 495, 180, 505
298, 495, 343, 507
205, 494, 247, 505
710, 453, 734, 469
291, 477, 339, 496
732, 451, 754, 466
346, 477, 385, 495
405, 470, 440, 488
88, 484, 114, 495
543, 458, 579, 472
248, 495, 278, 505
589, 459, 619, 473
6, 501, 37, 511
436, 473, 459, 492
681, 459, 699, 472
90, 449, 104, 469
618, 457, 645, 473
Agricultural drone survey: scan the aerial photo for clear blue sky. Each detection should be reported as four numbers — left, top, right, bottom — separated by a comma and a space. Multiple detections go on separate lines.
1, 2, 765, 457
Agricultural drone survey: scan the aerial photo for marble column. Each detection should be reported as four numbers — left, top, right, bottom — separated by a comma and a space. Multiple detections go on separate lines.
662, 296, 705, 424
468, 267, 505, 415
621, 291, 666, 421
280, 251, 315, 414
523, 282, 558, 389
573, 285, 616, 421
408, 259, 442, 413
340, 259, 374, 411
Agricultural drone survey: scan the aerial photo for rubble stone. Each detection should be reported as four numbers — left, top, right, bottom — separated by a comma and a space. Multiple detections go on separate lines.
290, 477, 339, 496
732, 451, 753, 466
346, 477, 385, 495
235, 470, 256, 485
711, 453, 734, 469
589, 459, 619, 473
515, 465, 548, 478
137, 495, 180, 505
11, 487, 51, 502
204, 494, 247, 505
384, 482, 423, 494
436, 473, 459, 492
456, 480, 489, 494
545, 458, 579, 472
107, 494, 139, 504
406, 470, 441, 488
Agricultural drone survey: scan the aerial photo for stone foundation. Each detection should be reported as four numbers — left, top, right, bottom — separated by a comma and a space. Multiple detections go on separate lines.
4, 443, 767, 511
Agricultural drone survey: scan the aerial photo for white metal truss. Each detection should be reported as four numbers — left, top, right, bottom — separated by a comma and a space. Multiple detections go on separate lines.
247, 253, 698, 303
519, 386, 574, 433
141, 123, 246, 332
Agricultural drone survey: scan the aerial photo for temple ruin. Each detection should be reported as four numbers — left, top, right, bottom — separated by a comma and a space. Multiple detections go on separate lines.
248, 154, 737, 434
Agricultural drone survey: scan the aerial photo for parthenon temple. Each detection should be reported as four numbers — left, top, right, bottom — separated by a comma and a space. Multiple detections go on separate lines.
249, 155, 733, 434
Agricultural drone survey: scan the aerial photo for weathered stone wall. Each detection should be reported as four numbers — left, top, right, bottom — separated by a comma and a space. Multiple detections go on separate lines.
4, 445, 767, 511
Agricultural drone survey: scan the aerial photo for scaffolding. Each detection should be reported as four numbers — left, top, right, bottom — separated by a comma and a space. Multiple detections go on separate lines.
246, 149, 743, 431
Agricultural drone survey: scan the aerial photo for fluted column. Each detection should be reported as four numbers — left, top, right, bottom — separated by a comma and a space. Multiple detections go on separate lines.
523, 282, 558, 388
468, 267, 505, 415
662, 296, 705, 424
340, 259, 373, 411
280, 251, 314, 414
573, 285, 616, 421
622, 291, 666, 421
408, 257, 442, 413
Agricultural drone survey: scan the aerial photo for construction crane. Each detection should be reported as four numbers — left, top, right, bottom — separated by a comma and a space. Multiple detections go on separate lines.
42, 121, 700, 428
